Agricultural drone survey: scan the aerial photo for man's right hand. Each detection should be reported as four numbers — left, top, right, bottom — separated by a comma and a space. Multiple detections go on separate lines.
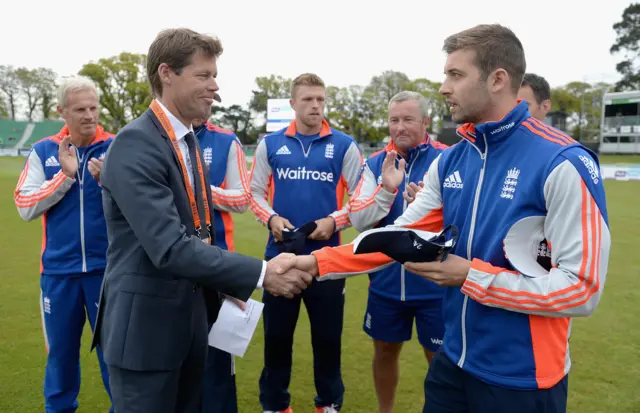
58, 136, 78, 178
263, 253, 313, 298
381, 150, 406, 193
269, 215, 295, 241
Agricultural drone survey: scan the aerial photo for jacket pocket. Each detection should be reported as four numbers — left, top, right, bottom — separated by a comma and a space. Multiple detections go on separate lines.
120, 273, 179, 299
116, 274, 192, 371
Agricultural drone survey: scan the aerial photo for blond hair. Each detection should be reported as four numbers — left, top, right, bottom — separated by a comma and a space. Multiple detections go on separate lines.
57, 76, 97, 108
291, 73, 325, 98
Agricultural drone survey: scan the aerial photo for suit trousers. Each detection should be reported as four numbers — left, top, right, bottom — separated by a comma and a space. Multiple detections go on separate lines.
259, 259, 346, 411
107, 288, 209, 413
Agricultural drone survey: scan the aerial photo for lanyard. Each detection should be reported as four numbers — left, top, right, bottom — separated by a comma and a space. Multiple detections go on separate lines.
150, 99, 211, 243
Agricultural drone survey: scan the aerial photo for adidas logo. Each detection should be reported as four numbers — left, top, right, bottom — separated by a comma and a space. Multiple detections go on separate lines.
44, 156, 60, 167
579, 155, 600, 184
443, 171, 463, 189
276, 145, 291, 155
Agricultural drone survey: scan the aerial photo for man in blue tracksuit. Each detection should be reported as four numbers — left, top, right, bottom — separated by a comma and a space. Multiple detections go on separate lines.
14, 76, 114, 413
347, 91, 449, 413
194, 118, 252, 413
299, 24, 611, 413
249, 73, 363, 413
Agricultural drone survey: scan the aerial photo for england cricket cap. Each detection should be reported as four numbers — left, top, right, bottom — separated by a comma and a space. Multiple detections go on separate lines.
352, 225, 459, 264
275, 221, 318, 255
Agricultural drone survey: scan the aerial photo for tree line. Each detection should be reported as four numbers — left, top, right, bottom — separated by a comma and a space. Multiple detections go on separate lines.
0, 3, 638, 144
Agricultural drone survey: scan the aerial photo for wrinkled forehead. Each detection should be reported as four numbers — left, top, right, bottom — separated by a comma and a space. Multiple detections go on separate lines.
388, 100, 421, 118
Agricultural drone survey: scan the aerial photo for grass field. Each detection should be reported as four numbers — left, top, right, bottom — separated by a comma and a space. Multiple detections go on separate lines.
1, 155, 639, 413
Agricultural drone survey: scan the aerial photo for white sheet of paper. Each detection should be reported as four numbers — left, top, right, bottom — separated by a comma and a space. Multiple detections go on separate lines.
208, 298, 264, 357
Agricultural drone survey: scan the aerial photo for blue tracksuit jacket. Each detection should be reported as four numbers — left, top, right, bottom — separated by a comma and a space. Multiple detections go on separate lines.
312, 101, 611, 390
249, 118, 363, 258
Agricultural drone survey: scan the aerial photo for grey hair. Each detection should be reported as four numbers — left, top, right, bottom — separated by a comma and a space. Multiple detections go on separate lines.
57, 75, 97, 108
388, 91, 429, 119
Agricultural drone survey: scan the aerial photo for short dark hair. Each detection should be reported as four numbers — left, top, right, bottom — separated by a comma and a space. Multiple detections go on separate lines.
521, 73, 551, 104
147, 28, 223, 96
443, 24, 526, 93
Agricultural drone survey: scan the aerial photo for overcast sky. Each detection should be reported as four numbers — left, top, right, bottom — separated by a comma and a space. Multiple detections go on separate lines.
1, 0, 630, 107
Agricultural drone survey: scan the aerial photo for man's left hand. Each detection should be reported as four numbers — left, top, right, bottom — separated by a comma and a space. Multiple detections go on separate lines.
308, 216, 335, 241
88, 157, 104, 182
223, 295, 247, 312
404, 254, 472, 287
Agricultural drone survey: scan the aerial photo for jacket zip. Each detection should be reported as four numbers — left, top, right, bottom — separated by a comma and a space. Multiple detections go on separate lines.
75, 145, 98, 274
75, 147, 88, 273
400, 150, 420, 302
457, 134, 488, 368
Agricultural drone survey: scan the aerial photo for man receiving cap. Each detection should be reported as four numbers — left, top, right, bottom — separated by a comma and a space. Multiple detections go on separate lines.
283, 23, 610, 413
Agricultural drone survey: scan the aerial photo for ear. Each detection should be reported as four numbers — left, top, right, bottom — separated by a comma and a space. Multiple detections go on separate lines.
158, 63, 173, 88
423, 116, 431, 129
541, 99, 552, 114
289, 98, 295, 108
56, 105, 64, 119
490, 68, 510, 93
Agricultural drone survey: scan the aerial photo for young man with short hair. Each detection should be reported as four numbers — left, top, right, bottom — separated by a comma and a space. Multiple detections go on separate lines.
289, 24, 610, 413
250, 73, 363, 413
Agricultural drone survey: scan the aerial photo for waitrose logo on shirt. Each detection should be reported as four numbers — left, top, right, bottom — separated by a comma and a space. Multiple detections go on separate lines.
276, 167, 334, 182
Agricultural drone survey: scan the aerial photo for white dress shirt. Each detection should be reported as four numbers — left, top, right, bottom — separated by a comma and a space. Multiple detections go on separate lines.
155, 100, 266, 289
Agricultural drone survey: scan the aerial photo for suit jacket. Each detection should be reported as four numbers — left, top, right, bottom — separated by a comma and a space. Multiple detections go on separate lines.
91, 108, 263, 372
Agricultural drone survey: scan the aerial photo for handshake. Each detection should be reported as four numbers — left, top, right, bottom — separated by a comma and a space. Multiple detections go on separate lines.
261, 253, 321, 298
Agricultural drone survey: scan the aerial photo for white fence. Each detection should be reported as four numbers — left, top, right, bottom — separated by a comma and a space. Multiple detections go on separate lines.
601, 165, 640, 181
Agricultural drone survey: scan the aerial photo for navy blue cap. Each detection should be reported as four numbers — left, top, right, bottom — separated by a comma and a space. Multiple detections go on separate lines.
353, 225, 459, 264
275, 221, 318, 255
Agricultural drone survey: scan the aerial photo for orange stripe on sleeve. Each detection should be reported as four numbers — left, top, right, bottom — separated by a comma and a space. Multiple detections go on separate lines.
461, 182, 602, 313
14, 171, 69, 208
521, 121, 568, 146
529, 118, 575, 145
248, 155, 275, 224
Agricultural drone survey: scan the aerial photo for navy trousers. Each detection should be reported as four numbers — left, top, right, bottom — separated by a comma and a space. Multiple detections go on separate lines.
259, 272, 346, 411
40, 273, 113, 413
423, 349, 569, 413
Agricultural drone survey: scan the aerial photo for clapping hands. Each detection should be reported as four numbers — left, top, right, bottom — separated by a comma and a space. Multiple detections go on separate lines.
88, 156, 104, 182
262, 253, 320, 299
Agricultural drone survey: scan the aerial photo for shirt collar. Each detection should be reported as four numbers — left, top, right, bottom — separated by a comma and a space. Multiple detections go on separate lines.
156, 99, 194, 141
